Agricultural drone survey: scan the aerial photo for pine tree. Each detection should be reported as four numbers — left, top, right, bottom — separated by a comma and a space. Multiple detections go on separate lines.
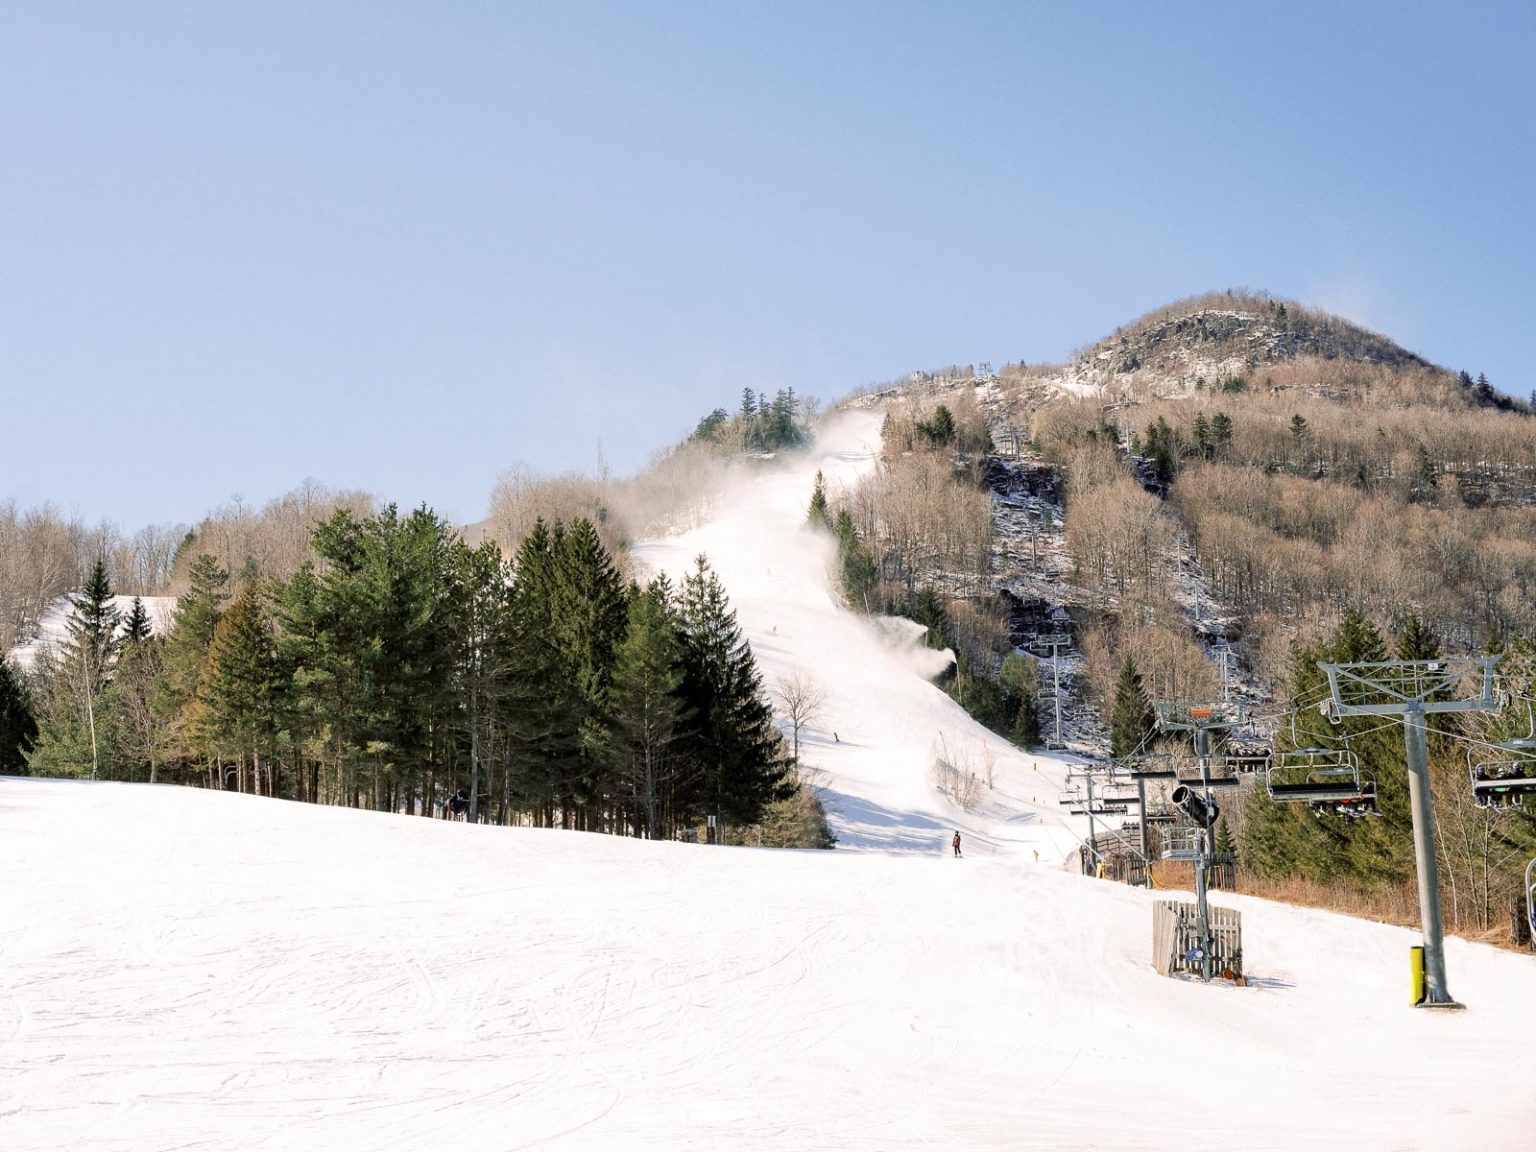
608, 578, 692, 838
1192, 412, 1212, 459
806, 470, 830, 530
122, 597, 152, 644
999, 652, 1040, 749
158, 554, 230, 778
913, 585, 947, 648
1211, 411, 1234, 456
0, 657, 37, 774
64, 559, 120, 779
1108, 656, 1156, 759
66, 559, 121, 696
833, 510, 877, 610
678, 555, 792, 830
548, 518, 629, 828
198, 584, 284, 795
107, 616, 166, 783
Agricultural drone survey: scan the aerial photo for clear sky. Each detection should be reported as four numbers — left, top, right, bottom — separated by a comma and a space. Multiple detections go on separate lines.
3, 2, 1532, 530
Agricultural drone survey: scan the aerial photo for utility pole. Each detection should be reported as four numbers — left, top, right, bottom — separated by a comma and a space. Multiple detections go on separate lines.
1319, 658, 1499, 1009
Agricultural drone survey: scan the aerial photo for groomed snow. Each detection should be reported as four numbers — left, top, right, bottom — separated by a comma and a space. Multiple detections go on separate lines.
3, 416, 1534, 1150
4, 779, 1534, 1150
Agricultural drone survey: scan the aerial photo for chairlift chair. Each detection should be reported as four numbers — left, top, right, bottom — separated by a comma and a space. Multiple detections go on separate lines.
1468, 737, 1536, 810
1127, 753, 1178, 781
1266, 747, 1376, 816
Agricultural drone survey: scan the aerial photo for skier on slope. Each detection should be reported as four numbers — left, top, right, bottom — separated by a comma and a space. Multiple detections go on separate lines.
448, 788, 470, 821
952, 830, 962, 858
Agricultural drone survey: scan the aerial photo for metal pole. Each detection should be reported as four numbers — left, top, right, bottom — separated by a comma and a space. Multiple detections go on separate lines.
1084, 772, 1098, 869
1137, 778, 1149, 864
1195, 724, 1216, 858
1403, 704, 1456, 1006
1194, 837, 1213, 982
1052, 642, 1063, 747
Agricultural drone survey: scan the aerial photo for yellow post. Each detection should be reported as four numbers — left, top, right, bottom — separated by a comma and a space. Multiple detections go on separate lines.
1410, 945, 1426, 1006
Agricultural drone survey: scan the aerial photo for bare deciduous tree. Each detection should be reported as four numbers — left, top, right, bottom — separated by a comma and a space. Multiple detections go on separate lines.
775, 671, 829, 765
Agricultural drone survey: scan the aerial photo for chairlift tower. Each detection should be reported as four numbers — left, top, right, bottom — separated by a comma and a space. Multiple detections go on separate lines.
1153, 700, 1246, 858
1031, 631, 1072, 748
1526, 858, 1536, 945
1318, 657, 1500, 1009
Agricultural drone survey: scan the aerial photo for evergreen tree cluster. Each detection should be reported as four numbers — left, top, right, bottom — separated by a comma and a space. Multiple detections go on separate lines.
1130, 411, 1235, 484
18, 511, 798, 842
691, 387, 808, 453
1241, 611, 1449, 887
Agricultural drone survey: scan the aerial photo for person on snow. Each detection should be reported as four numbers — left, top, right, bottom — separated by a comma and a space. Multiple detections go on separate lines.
448, 788, 470, 821
952, 830, 962, 857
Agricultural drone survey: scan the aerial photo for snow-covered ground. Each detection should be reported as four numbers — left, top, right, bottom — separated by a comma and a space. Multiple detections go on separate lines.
4, 414, 1535, 1150
4, 778, 1534, 1151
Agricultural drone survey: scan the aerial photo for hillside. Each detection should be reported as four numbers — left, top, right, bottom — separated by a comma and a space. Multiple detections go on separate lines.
5, 372, 1536, 1149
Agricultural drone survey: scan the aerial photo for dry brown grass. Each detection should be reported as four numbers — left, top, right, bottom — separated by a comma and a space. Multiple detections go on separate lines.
1147, 863, 1527, 951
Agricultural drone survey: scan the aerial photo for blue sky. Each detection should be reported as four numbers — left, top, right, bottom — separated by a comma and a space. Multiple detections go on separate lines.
3, 2, 1532, 528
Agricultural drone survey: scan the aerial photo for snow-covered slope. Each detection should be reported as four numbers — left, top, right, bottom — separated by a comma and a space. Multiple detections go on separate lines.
4, 415, 1535, 1150
2, 778, 1533, 1151
8, 594, 177, 671
632, 409, 1085, 863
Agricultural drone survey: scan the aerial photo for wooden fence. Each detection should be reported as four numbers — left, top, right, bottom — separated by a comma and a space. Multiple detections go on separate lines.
1153, 899, 1243, 979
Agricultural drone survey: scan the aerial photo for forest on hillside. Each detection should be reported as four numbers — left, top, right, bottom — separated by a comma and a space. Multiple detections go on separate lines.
813, 296, 1536, 941
1, 505, 827, 848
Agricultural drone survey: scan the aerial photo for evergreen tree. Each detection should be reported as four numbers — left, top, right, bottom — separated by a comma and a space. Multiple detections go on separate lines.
607, 577, 692, 838
913, 585, 947, 649
158, 554, 230, 777
122, 597, 152, 645
806, 470, 830, 530
66, 559, 121, 697
0, 656, 37, 774
1108, 656, 1157, 759
999, 652, 1040, 749
1192, 412, 1212, 459
548, 517, 629, 828
198, 584, 284, 794
1211, 411, 1234, 455
678, 555, 792, 829
60, 559, 120, 779
833, 510, 877, 610
106, 618, 166, 783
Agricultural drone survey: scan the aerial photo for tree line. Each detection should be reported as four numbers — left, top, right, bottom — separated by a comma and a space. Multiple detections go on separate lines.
5, 505, 812, 843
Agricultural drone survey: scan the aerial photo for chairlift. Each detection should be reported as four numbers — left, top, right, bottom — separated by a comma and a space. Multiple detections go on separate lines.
1266, 747, 1377, 816
1468, 738, 1536, 809
1057, 789, 1081, 807
1219, 747, 1272, 774
1127, 753, 1177, 781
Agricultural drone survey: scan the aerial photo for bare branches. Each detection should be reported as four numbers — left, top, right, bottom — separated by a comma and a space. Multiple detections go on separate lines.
775, 671, 829, 765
